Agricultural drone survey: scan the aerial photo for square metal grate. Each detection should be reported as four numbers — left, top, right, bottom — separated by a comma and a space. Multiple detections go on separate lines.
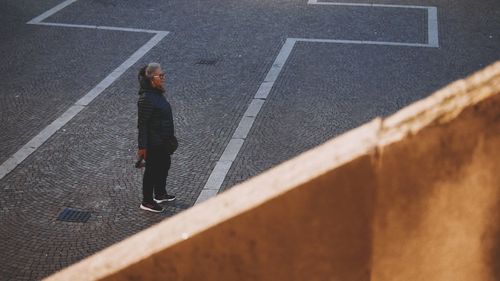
57, 208, 91, 223
196, 59, 218, 65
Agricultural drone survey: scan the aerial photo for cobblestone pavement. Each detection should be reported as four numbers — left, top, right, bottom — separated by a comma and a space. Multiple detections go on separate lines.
1, 0, 499, 279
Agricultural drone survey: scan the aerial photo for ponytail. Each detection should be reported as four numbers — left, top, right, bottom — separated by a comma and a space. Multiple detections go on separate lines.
138, 65, 147, 82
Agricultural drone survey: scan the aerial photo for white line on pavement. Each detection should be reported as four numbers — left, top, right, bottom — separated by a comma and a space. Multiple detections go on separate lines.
0, 1, 170, 181
195, 1, 441, 204
243, 99, 265, 117
7, 0, 441, 208
427, 7, 439, 47
76, 32, 169, 106
220, 139, 245, 162
194, 39, 297, 204
30, 22, 165, 34
198, 161, 233, 193
292, 38, 433, 48
307, 0, 439, 48
0, 105, 83, 180
27, 0, 78, 24
307, 0, 429, 9
195, 27, 440, 203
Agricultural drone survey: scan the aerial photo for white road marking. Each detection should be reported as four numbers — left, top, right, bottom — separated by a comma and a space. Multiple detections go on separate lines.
0, 1, 170, 180
198, 161, 233, 192
232, 116, 256, 139
262, 39, 297, 85
427, 7, 439, 47
27, 0, 78, 24
195, 189, 219, 204
76, 32, 169, 106
195, 1, 440, 204
220, 139, 245, 162
3, 0, 441, 208
307, 0, 429, 9
292, 38, 432, 47
0, 105, 83, 180
31, 22, 165, 34
244, 99, 266, 117
307, 0, 439, 48
194, 39, 296, 204
254, 81, 275, 99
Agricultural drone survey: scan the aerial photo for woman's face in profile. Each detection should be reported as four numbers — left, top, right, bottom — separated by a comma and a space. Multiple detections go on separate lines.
151, 68, 165, 88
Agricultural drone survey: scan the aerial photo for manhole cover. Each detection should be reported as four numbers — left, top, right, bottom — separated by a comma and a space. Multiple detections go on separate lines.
196, 59, 218, 65
57, 208, 91, 223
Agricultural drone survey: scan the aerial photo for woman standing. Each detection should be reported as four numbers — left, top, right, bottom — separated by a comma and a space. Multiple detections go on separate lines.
137, 62, 178, 213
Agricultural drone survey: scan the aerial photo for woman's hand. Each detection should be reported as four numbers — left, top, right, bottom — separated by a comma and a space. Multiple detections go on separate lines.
138, 149, 147, 160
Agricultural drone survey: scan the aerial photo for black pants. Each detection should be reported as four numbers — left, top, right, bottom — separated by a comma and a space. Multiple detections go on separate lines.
142, 146, 171, 204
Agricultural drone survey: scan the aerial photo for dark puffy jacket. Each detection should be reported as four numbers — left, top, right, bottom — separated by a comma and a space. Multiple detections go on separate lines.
137, 76, 177, 152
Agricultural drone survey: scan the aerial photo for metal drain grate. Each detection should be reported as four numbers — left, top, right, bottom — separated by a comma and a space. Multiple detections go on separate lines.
57, 208, 91, 223
196, 59, 218, 65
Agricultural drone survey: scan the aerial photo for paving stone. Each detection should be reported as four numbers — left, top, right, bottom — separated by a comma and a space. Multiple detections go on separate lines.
0, 0, 499, 280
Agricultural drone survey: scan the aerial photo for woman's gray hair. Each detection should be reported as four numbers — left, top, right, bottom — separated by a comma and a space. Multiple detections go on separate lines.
145, 62, 161, 78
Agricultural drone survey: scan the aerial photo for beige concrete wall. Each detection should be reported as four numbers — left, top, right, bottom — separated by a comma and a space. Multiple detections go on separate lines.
45, 61, 500, 281
371, 63, 500, 281
108, 155, 376, 281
